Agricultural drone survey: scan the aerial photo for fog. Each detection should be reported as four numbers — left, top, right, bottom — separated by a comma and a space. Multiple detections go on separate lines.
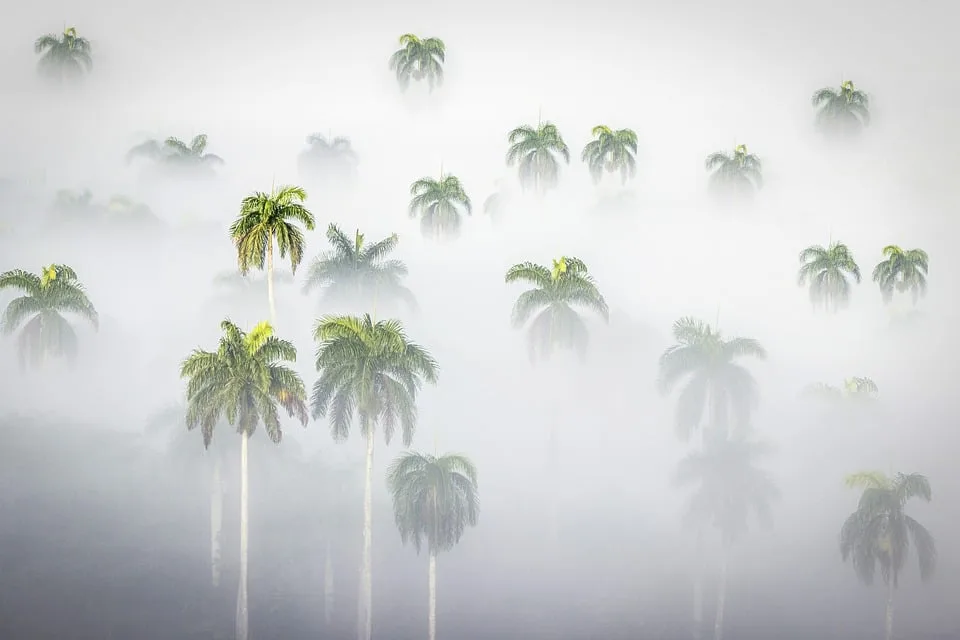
1, 0, 958, 638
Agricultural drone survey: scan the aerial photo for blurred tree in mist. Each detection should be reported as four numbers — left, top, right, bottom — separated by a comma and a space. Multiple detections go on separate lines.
803, 376, 878, 405
871, 245, 929, 306
298, 134, 358, 189
705, 144, 762, 200
675, 430, 778, 640
408, 173, 472, 241
812, 80, 870, 137
301, 224, 417, 313
310, 313, 438, 640
48, 190, 162, 231
0, 264, 98, 370
797, 241, 862, 312
229, 185, 316, 324
841, 471, 936, 640
180, 319, 308, 640
389, 34, 446, 92
126, 134, 224, 177
387, 451, 480, 640
506, 120, 570, 194
34, 27, 92, 83
581, 125, 638, 185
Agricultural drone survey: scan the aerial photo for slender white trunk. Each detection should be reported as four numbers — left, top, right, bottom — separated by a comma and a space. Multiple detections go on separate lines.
692, 529, 703, 640
324, 538, 334, 626
236, 432, 250, 640
266, 241, 277, 325
428, 552, 437, 640
357, 431, 374, 640
885, 579, 895, 640
211, 454, 223, 587
547, 424, 559, 545
713, 549, 728, 640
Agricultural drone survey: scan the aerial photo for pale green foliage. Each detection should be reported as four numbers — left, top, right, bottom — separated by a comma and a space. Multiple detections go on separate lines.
797, 241, 862, 312
34, 27, 92, 81
389, 34, 445, 92
803, 377, 878, 404
505, 122, 570, 193
705, 144, 763, 197
581, 125, 639, 185
387, 451, 480, 555
230, 185, 316, 276
812, 80, 870, 135
408, 175, 471, 241
871, 245, 929, 305
0, 264, 98, 369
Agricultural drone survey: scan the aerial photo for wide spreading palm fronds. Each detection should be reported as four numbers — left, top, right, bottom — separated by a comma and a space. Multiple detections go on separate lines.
797, 241, 862, 312
812, 80, 870, 135
34, 27, 92, 81
871, 245, 929, 305
0, 264, 98, 369
506, 121, 570, 194
505, 256, 609, 363
302, 224, 416, 312
581, 125, 639, 185
126, 134, 224, 168
657, 317, 767, 441
705, 144, 763, 198
388, 34, 445, 92
408, 174, 471, 241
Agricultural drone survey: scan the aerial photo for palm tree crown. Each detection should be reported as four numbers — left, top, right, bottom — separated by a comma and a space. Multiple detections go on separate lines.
302, 224, 416, 312
804, 376, 878, 404
389, 34, 445, 92
504, 256, 609, 363
506, 121, 571, 194
408, 174, 472, 241
871, 245, 929, 305
705, 144, 763, 195
0, 264, 98, 368
126, 134, 224, 167
179, 319, 308, 447
299, 134, 359, 180
34, 27, 92, 80
230, 185, 316, 277
581, 125, 639, 185
797, 241, 862, 312
812, 80, 870, 133
657, 317, 767, 441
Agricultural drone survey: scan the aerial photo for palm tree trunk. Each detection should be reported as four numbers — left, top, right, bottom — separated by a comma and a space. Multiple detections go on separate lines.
357, 430, 375, 640
885, 579, 895, 640
692, 529, 704, 640
211, 454, 224, 588
324, 537, 334, 626
713, 548, 728, 640
428, 551, 437, 640
266, 239, 277, 325
236, 431, 250, 640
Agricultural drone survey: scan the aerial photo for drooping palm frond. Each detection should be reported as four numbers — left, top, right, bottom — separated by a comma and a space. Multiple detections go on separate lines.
812, 80, 870, 135
797, 241, 862, 312
871, 245, 929, 305
581, 125, 639, 185
34, 27, 92, 82
506, 121, 570, 194
408, 174, 471, 241
388, 34, 446, 92
705, 144, 763, 198
126, 133, 224, 168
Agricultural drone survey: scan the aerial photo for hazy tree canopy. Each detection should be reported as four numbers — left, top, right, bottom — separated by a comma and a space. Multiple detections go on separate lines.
388, 34, 445, 92
580, 125, 639, 185
408, 174, 472, 241
34, 27, 92, 81
797, 241, 862, 313
871, 245, 929, 305
506, 121, 571, 194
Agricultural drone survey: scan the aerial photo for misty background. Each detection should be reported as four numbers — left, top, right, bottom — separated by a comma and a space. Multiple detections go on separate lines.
0, 0, 958, 638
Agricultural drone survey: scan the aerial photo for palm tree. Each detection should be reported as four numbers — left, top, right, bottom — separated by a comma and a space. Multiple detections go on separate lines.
871, 245, 929, 305
504, 256, 609, 363
506, 120, 571, 194
126, 134, 224, 170
812, 80, 870, 136
657, 317, 767, 441
581, 126, 639, 185
803, 376, 879, 404
388, 34, 445, 92
180, 319, 308, 640
841, 471, 937, 640
705, 144, 763, 198
675, 431, 778, 640
310, 314, 439, 640
0, 264, 98, 369
302, 224, 417, 313
408, 174, 472, 241
387, 451, 480, 640
101, 195, 162, 228
34, 27, 92, 82
229, 184, 316, 323
298, 133, 359, 184
797, 241, 862, 312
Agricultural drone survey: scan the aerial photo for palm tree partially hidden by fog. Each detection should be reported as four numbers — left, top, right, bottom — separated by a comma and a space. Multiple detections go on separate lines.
0, 264, 98, 370
841, 471, 937, 640
302, 224, 417, 313
389, 34, 445, 92
126, 134, 225, 176
229, 185, 316, 324
180, 320, 308, 640
298, 134, 359, 187
506, 120, 571, 195
387, 451, 480, 640
310, 315, 439, 640
675, 431, 778, 640
812, 80, 870, 137
803, 376, 879, 405
408, 174, 472, 241
705, 144, 763, 200
871, 245, 929, 305
581, 125, 639, 185
797, 241, 862, 312
34, 27, 92, 82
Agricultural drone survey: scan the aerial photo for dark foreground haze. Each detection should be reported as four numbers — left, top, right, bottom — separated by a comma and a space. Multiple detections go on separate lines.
1, 0, 959, 638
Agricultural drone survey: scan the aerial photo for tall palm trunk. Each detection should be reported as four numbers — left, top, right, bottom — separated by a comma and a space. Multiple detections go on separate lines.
324, 538, 334, 626
211, 453, 224, 587
713, 548, 728, 640
236, 431, 250, 640
884, 578, 895, 640
428, 551, 437, 640
692, 529, 704, 640
358, 429, 375, 640
266, 240, 277, 325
